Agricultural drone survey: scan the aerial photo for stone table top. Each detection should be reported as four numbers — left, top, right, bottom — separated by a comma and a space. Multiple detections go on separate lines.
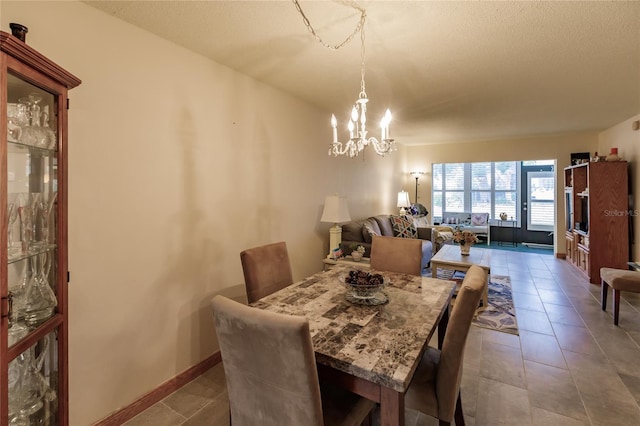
252, 265, 456, 393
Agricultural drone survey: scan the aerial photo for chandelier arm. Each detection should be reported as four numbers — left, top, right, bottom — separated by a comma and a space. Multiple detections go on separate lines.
292, 0, 366, 51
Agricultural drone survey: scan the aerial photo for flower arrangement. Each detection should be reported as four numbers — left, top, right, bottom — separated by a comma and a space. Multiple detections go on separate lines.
452, 230, 480, 246
349, 244, 366, 261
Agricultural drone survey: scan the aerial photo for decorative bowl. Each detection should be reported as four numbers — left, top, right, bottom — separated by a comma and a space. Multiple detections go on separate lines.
342, 270, 388, 305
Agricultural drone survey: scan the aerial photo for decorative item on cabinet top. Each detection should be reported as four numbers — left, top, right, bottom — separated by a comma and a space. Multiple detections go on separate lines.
606, 148, 621, 161
9, 22, 28, 42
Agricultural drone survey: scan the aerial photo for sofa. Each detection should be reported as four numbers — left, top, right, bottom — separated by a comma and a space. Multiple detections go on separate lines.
441, 212, 490, 244
339, 214, 438, 271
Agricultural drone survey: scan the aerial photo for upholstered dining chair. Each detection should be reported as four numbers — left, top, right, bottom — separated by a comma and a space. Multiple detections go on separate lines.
211, 295, 375, 426
240, 241, 294, 303
600, 267, 640, 325
404, 265, 487, 425
370, 235, 422, 276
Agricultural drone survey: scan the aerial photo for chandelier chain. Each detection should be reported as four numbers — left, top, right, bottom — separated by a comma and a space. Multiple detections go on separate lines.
291, 0, 395, 158
359, 24, 366, 97
292, 0, 366, 51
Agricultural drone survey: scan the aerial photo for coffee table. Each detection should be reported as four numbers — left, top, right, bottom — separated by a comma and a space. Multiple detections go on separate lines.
431, 244, 491, 309
322, 256, 371, 271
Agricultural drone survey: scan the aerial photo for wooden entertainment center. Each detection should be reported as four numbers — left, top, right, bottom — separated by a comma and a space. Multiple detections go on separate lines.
564, 161, 629, 284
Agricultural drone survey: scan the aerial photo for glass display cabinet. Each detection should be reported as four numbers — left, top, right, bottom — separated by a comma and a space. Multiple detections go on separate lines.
1, 27, 81, 425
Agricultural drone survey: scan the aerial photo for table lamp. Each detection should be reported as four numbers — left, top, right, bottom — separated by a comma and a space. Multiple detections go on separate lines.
321, 195, 351, 258
397, 191, 411, 215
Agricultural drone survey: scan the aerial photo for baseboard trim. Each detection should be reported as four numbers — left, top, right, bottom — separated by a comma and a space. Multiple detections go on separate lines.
94, 351, 222, 426
556, 253, 566, 259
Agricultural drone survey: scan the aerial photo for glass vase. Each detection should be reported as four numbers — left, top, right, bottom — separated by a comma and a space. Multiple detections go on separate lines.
22, 253, 57, 327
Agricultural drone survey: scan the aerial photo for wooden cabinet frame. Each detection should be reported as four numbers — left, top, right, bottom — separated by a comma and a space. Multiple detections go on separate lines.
564, 162, 629, 284
1, 30, 80, 426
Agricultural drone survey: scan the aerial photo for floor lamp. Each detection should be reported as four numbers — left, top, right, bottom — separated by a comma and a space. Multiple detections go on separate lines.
320, 195, 351, 258
411, 171, 425, 203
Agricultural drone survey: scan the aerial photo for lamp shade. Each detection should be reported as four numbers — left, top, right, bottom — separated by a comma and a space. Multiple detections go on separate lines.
397, 191, 411, 208
321, 195, 351, 223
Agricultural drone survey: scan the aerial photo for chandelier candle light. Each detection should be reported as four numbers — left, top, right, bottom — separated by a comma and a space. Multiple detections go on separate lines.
292, 0, 395, 158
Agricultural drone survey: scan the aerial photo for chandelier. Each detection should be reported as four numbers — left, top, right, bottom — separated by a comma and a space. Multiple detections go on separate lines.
293, 0, 396, 158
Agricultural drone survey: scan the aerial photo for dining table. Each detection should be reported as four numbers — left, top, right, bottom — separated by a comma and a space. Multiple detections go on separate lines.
251, 264, 457, 426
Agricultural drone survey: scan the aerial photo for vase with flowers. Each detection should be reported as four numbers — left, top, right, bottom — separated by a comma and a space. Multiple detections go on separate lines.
350, 244, 366, 262
452, 230, 479, 255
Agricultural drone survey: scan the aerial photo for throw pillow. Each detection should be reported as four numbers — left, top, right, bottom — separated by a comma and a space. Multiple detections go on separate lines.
390, 215, 418, 239
362, 220, 380, 243
471, 213, 487, 226
409, 203, 428, 216
412, 216, 430, 228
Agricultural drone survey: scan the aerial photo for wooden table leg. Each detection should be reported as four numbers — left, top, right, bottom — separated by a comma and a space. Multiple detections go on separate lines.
438, 303, 450, 349
476, 268, 490, 312
380, 387, 404, 426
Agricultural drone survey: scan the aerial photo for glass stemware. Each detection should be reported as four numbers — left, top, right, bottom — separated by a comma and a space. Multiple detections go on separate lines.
17, 198, 33, 255
38, 192, 57, 246
42, 105, 57, 150
30, 193, 44, 248
17, 97, 32, 125
28, 93, 43, 127
7, 193, 19, 256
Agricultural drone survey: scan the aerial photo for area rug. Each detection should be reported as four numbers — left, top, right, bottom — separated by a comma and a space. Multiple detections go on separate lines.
432, 269, 519, 335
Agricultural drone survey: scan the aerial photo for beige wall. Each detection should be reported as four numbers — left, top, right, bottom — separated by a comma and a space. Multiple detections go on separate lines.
1, 1, 404, 424
404, 132, 599, 253
599, 113, 640, 260
2, 1, 638, 424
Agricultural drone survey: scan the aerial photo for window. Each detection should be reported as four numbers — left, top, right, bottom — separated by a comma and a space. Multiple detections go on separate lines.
432, 161, 519, 222
528, 171, 554, 231
444, 163, 465, 213
471, 162, 492, 215
494, 162, 518, 220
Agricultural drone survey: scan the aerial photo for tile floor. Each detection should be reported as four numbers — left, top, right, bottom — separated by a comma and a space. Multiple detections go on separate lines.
123, 249, 640, 426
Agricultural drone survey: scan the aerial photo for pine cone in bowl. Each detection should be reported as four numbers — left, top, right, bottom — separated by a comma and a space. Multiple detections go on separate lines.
343, 270, 385, 299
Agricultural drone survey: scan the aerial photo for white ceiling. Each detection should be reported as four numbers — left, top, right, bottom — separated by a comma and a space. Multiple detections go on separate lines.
83, 0, 640, 146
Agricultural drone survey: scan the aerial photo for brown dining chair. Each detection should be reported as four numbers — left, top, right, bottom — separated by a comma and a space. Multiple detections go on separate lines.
211, 295, 375, 426
240, 241, 294, 303
370, 235, 422, 276
600, 267, 640, 325
404, 265, 487, 425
